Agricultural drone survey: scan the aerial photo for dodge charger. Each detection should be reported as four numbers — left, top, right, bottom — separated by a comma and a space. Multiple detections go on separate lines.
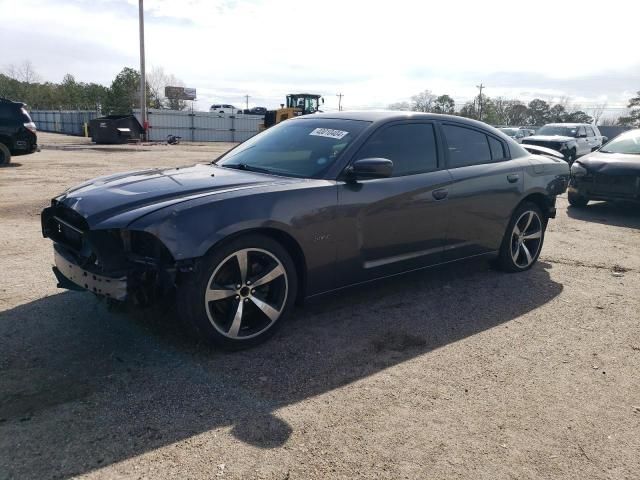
42, 112, 569, 348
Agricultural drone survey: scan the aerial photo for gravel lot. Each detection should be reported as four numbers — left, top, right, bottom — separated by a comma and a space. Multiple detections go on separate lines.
1, 133, 639, 480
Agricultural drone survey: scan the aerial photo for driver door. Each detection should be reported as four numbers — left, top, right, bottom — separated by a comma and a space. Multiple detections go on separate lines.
334, 122, 452, 286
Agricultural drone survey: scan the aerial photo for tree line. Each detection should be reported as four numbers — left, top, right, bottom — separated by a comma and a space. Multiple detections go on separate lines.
389, 89, 640, 127
2, 61, 639, 127
0, 61, 187, 114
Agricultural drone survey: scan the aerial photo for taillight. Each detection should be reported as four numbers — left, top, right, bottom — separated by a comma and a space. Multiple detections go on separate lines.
24, 121, 37, 133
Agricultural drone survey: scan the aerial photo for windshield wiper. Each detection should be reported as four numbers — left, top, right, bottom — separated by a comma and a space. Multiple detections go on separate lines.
220, 163, 275, 175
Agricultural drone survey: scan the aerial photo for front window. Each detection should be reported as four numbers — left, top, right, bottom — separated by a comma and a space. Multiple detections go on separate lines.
537, 125, 578, 137
600, 130, 640, 154
216, 118, 370, 178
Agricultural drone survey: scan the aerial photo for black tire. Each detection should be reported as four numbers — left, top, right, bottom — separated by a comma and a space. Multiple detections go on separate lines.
0, 143, 11, 165
497, 202, 546, 273
177, 234, 298, 349
568, 191, 589, 208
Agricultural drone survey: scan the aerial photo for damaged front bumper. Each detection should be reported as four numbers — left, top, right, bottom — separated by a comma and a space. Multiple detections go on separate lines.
53, 244, 128, 300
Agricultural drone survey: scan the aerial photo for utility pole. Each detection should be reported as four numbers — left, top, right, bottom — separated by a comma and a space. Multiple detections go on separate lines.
476, 83, 484, 121
244, 94, 250, 111
337, 93, 344, 111
138, 0, 147, 140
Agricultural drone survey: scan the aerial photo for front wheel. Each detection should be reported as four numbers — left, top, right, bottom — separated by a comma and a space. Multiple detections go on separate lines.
0, 143, 11, 165
568, 191, 589, 207
177, 234, 298, 349
497, 202, 546, 273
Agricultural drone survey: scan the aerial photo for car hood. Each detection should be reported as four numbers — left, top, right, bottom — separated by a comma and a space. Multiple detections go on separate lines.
55, 163, 301, 227
576, 151, 640, 175
523, 135, 574, 143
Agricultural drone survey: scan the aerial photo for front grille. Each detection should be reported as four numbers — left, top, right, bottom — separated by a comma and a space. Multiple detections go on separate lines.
590, 174, 639, 197
524, 140, 562, 151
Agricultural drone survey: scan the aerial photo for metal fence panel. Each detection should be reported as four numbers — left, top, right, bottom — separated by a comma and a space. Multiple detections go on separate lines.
598, 126, 633, 141
30, 110, 99, 136
134, 109, 261, 143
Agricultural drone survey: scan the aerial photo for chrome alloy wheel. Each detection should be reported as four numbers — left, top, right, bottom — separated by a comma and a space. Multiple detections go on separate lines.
510, 210, 543, 269
204, 248, 288, 339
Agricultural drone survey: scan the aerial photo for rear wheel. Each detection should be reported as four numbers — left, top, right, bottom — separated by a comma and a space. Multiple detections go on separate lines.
0, 143, 11, 165
497, 202, 546, 273
568, 191, 589, 207
177, 234, 297, 349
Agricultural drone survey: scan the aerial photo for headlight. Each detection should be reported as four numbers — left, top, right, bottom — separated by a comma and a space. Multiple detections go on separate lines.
570, 162, 588, 176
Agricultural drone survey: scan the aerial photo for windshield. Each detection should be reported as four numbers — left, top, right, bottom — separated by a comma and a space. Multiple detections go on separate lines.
537, 125, 578, 137
216, 118, 370, 178
600, 130, 640, 154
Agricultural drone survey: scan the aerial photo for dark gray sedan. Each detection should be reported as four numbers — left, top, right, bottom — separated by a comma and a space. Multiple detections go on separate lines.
569, 128, 640, 206
41, 112, 569, 348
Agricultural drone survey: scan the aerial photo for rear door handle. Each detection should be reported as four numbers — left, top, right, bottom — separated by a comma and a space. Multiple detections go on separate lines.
507, 174, 520, 183
432, 188, 448, 200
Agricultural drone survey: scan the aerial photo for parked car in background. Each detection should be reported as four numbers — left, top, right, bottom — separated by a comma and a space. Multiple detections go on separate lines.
210, 104, 239, 114
522, 123, 604, 163
0, 98, 38, 165
499, 127, 528, 143
568, 128, 640, 207
244, 107, 267, 116
41, 112, 569, 348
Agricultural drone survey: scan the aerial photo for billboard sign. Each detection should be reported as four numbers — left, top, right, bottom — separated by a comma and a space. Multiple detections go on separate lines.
165, 86, 197, 100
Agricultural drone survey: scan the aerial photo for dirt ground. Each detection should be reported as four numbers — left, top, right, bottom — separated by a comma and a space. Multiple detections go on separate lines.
1, 132, 639, 480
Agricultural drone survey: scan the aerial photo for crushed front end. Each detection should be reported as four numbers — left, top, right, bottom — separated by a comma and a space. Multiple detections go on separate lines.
41, 200, 177, 304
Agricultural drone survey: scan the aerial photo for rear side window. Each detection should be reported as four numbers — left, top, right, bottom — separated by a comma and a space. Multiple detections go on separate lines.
577, 126, 586, 137
0, 104, 15, 120
355, 123, 438, 177
586, 126, 595, 136
442, 124, 492, 168
488, 136, 507, 161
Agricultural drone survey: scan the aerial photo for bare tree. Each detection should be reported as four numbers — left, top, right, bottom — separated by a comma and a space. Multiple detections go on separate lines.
588, 102, 607, 125
599, 115, 621, 126
4, 60, 40, 83
146, 66, 187, 110
411, 90, 437, 112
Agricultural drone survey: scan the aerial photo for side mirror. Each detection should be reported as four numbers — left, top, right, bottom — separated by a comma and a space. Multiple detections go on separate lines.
346, 158, 393, 180
602, 136, 608, 144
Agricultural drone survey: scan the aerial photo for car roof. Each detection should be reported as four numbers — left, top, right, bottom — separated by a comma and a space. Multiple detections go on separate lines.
295, 110, 496, 130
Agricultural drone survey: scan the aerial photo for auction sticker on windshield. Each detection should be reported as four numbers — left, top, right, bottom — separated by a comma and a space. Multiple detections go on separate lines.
309, 128, 349, 140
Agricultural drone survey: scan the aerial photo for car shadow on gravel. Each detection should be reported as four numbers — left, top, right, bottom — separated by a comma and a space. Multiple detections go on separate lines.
0, 258, 562, 479
567, 201, 640, 229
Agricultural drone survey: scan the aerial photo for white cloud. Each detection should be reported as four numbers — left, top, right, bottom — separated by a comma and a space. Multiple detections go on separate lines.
1, 0, 638, 111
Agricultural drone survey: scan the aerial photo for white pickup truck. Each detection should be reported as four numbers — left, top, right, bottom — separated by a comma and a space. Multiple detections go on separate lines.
522, 123, 606, 163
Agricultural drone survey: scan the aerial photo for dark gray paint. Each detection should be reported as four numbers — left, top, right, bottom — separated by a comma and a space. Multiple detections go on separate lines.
42, 112, 570, 299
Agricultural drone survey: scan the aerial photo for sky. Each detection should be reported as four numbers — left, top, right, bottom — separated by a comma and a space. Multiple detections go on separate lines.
1, 0, 639, 118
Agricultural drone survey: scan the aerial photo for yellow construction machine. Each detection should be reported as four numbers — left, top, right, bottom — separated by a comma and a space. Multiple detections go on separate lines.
259, 93, 324, 131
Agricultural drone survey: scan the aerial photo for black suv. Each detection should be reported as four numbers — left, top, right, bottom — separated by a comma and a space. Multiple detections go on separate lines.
0, 98, 38, 165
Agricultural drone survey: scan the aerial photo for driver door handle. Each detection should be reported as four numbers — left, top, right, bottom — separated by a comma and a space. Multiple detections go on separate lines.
507, 173, 520, 183
432, 188, 448, 200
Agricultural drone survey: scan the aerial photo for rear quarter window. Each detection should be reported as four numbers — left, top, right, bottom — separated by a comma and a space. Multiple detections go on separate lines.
442, 124, 492, 168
